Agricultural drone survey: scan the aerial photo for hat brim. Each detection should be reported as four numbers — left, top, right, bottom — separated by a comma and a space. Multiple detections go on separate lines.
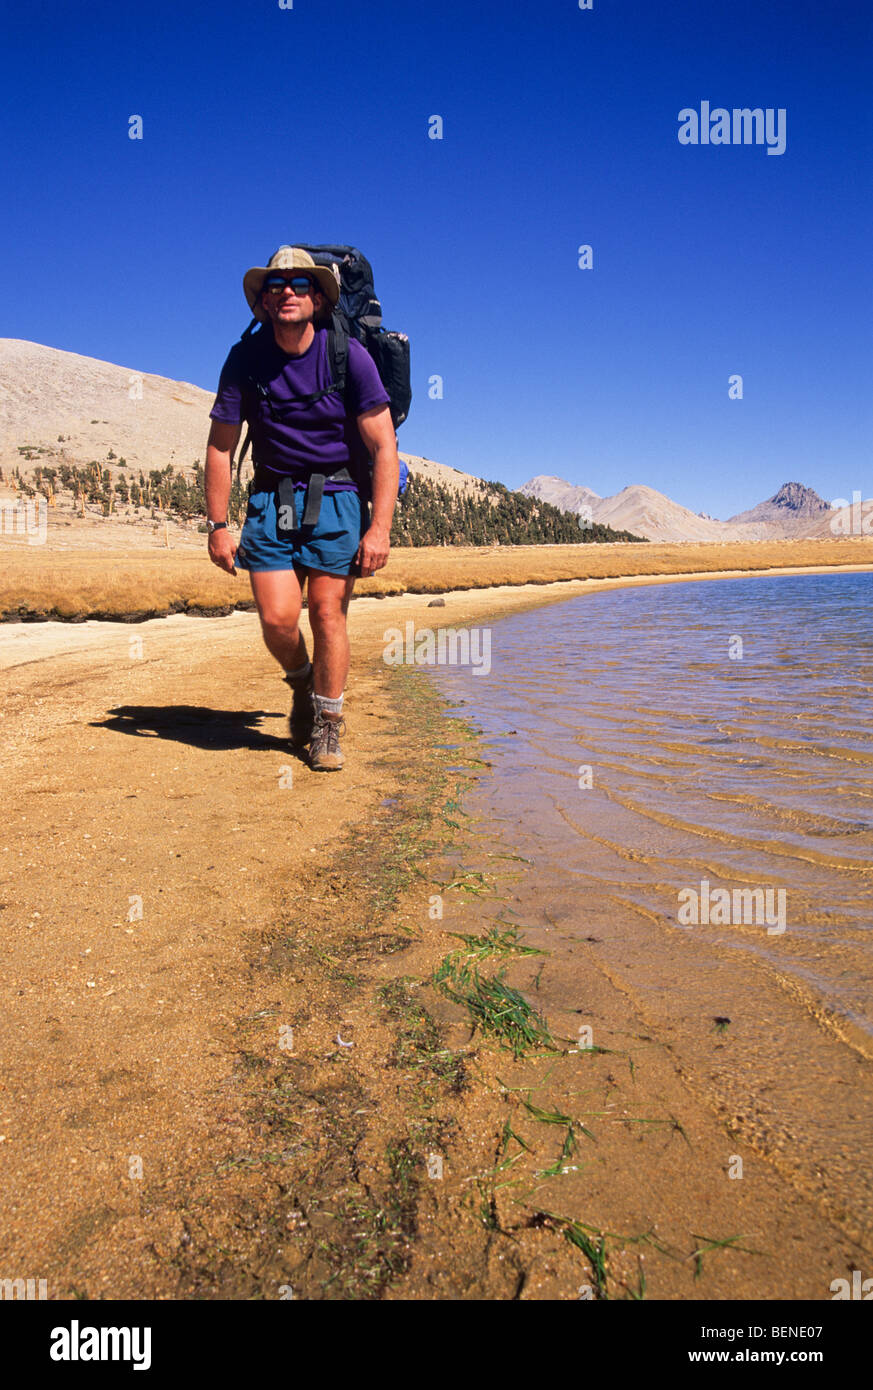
243, 265, 339, 321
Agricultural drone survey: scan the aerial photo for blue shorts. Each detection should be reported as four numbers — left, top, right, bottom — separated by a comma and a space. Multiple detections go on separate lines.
236, 484, 368, 575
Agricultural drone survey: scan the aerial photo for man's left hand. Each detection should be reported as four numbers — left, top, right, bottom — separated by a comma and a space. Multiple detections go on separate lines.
356, 524, 390, 576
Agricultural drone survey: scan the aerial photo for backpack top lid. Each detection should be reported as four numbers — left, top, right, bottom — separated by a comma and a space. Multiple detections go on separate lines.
295, 245, 382, 340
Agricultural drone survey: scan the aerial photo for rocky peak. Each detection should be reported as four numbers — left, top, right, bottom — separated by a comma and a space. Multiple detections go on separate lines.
768, 482, 830, 515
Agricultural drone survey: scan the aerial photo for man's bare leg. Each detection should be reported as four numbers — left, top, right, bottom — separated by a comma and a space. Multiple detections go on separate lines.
248, 568, 353, 767
306, 570, 356, 701
248, 568, 308, 671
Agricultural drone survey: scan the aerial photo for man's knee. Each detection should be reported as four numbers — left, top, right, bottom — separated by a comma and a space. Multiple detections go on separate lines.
250, 573, 304, 638
307, 597, 349, 633
259, 609, 301, 639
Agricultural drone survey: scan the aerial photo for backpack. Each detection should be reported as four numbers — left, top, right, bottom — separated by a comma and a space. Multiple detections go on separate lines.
233, 244, 411, 504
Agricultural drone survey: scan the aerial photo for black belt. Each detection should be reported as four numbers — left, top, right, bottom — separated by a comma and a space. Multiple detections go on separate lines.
250, 466, 355, 528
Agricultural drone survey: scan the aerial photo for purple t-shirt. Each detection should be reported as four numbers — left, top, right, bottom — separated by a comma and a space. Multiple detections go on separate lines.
209, 326, 390, 492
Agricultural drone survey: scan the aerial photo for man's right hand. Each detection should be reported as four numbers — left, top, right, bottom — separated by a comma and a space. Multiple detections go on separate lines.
208, 529, 238, 575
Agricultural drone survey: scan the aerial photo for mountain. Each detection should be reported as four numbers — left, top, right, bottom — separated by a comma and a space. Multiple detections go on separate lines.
582, 484, 736, 544
519, 474, 601, 513
520, 475, 839, 543
727, 482, 831, 534
0, 338, 212, 474
519, 476, 737, 542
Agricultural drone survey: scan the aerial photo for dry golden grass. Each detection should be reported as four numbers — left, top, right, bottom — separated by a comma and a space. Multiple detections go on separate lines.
2, 536, 872, 620
371, 538, 873, 591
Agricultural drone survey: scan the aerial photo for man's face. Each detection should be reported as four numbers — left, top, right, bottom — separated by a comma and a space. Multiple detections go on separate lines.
261, 273, 324, 329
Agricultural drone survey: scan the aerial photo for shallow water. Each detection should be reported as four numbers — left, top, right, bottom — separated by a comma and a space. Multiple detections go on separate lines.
429, 572, 873, 1238
432, 572, 873, 1032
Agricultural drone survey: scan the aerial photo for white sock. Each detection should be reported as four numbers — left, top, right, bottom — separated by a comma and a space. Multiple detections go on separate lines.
314, 693, 343, 717
284, 660, 312, 681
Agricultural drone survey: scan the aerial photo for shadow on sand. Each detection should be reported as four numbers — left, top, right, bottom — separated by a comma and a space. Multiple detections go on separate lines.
92, 704, 297, 755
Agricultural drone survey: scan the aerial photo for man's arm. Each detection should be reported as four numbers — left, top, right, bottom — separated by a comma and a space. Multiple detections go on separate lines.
356, 404, 399, 575
205, 419, 242, 575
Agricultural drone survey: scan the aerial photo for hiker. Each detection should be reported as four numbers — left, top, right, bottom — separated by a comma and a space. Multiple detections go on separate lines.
204, 247, 400, 771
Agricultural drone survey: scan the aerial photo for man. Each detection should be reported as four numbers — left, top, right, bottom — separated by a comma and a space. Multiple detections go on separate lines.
205, 246, 400, 770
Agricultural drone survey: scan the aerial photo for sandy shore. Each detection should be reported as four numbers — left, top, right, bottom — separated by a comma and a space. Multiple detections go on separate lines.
2, 565, 871, 1299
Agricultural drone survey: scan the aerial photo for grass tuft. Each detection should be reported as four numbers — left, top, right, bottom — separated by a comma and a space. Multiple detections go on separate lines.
435, 965, 555, 1059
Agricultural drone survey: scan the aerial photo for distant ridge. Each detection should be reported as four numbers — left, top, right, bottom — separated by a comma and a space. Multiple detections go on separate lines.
518, 475, 601, 513
520, 475, 839, 543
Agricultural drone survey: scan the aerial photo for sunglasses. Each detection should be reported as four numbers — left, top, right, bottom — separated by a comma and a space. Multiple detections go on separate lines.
263, 274, 317, 296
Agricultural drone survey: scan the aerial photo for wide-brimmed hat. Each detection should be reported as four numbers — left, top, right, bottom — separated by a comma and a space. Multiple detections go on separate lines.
243, 246, 341, 321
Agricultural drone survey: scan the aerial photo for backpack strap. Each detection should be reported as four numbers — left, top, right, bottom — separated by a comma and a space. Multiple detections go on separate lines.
300, 472, 326, 527
327, 312, 350, 404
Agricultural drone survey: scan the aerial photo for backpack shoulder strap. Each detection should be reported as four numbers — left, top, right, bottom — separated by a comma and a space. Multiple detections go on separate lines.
327, 311, 350, 411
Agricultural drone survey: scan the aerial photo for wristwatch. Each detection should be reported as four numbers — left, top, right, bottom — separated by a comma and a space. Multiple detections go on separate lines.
207, 520, 228, 533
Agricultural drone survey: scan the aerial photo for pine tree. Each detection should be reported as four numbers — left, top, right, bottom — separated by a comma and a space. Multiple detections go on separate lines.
386, 476, 645, 547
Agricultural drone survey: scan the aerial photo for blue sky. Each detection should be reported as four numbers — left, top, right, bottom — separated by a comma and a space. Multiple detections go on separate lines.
2, 0, 870, 517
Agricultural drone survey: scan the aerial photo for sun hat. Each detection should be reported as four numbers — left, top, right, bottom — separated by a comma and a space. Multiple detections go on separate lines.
243, 246, 341, 321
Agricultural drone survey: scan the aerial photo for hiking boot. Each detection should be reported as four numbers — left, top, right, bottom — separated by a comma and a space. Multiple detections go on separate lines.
309, 712, 345, 771
284, 671, 315, 748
